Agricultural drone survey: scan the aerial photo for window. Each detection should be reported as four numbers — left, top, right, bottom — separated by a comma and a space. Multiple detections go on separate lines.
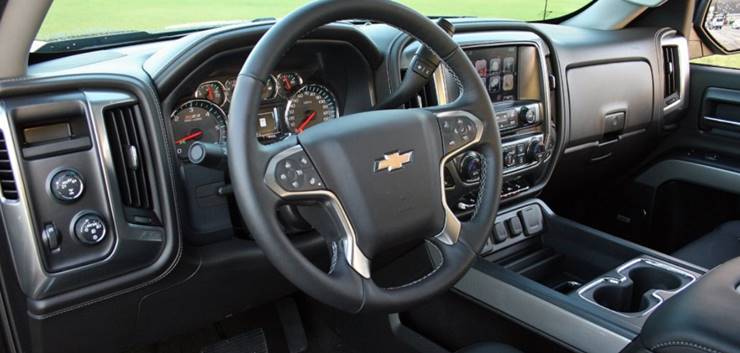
37, 0, 593, 43
692, 53, 740, 69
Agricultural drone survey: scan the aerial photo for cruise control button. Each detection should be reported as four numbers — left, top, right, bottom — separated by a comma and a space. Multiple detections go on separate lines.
73, 214, 107, 245
438, 114, 479, 154
50, 169, 84, 202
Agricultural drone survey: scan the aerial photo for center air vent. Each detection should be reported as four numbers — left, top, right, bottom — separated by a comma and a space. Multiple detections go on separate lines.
104, 104, 152, 209
0, 131, 18, 200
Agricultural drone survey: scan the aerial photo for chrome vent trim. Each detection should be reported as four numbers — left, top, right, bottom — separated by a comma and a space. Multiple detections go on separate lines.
660, 31, 689, 114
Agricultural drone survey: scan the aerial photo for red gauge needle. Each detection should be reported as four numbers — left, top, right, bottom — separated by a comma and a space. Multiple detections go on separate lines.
175, 130, 204, 145
296, 111, 317, 133
207, 86, 214, 101
282, 76, 292, 91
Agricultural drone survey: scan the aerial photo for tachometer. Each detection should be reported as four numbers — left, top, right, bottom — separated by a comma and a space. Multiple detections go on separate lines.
194, 81, 226, 106
171, 100, 227, 160
285, 84, 339, 134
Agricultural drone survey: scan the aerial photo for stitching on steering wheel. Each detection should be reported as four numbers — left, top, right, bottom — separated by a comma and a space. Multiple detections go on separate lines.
650, 341, 724, 353
385, 240, 445, 290
328, 241, 339, 274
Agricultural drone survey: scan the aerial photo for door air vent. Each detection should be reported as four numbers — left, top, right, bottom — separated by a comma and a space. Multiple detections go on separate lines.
104, 104, 152, 209
0, 131, 18, 200
663, 45, 679, 102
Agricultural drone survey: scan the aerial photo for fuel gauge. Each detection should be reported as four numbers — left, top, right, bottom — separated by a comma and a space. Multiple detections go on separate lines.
276, 72, 303, 97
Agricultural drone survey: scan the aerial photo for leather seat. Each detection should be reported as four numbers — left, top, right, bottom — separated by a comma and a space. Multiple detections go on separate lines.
455, 342, 524, 353
672, 221, 740, 269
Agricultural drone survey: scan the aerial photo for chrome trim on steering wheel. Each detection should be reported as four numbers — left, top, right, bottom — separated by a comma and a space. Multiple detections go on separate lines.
434, 110, 485, 245
264, 145, 372, 279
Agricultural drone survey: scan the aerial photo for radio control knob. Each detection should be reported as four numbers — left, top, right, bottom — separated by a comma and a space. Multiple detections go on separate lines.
519, 106, 537, 125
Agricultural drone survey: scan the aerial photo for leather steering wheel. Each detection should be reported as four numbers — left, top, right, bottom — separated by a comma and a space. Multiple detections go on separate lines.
228, 0, 502, 313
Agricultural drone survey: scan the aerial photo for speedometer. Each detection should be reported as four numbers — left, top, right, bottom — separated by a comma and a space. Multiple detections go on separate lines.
284, 84, 339, 134
171, 100, 227, 160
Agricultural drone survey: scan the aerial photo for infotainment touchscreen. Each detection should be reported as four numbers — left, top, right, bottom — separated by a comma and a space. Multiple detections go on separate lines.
465, 46, 518, 103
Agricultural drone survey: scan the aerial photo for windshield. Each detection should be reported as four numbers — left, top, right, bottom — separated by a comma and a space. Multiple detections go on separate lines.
37, 0, 591, 43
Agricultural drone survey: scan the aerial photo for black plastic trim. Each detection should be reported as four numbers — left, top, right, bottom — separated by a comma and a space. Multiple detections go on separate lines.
0, 73, 181, 316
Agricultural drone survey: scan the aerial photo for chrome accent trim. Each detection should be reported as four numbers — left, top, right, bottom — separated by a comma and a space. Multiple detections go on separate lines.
660, 30, 690, 115
432, 66, 449, 105
194, 80, 227, 106
577, 256, 697, 319
264, 145, 371, 278
434, 110, 484, 245
456, 267, 632, 352
703, 116, 740, 127
0, 101, 46, 295
374, 151, 414, 172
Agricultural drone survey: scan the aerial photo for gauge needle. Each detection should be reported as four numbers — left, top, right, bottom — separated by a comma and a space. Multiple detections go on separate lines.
207, 86, 214, 101
175, 130, 204, 144
296, 111, 317, 133
282, 76, 292, 91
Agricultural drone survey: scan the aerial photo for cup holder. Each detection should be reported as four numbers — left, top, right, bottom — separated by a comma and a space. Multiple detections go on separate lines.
579, 257, 695, 316
592, 267, 682, 313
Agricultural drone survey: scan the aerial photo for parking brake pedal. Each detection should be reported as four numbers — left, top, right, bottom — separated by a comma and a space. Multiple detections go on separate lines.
200, 328, 268, 353
277, 298, 308, 353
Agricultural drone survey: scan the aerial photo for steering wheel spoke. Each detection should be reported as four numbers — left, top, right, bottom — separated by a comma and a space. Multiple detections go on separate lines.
263, 142, 372, 279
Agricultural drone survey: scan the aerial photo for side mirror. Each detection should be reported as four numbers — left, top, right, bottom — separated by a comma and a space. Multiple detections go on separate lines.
696, 0, 740, 53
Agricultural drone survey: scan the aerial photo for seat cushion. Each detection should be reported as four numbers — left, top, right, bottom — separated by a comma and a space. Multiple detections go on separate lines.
455, 342, 524, 353
673, 221, 740, 269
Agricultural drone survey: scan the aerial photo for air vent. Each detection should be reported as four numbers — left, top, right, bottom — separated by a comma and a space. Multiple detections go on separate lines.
104, 104, 152, 209
663, 45, 679, 101
402, 70, 439, 108
0, 131, 18, 200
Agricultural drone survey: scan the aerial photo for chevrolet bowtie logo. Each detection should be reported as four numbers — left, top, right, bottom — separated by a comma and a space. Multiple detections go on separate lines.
375, 151, 414, 172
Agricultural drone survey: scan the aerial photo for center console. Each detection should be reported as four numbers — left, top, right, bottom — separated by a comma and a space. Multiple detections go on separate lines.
454, 200, 705, 352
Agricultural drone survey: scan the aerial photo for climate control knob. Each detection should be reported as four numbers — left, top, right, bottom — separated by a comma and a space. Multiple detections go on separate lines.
528, 140, 547, 163
458, 152, 482, 183
73, 213, 107, 245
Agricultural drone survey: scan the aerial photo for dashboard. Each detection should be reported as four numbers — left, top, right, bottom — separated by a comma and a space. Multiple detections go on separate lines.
0, 15, 688, 353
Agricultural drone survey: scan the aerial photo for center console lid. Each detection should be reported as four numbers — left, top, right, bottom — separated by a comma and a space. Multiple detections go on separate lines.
628, 257, 740, 353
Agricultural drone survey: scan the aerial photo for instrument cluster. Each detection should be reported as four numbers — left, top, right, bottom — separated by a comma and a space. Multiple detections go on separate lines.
170, 72, 340, 161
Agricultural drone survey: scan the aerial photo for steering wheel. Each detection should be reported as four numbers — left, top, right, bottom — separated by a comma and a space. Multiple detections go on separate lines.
228, 0, 502, 313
